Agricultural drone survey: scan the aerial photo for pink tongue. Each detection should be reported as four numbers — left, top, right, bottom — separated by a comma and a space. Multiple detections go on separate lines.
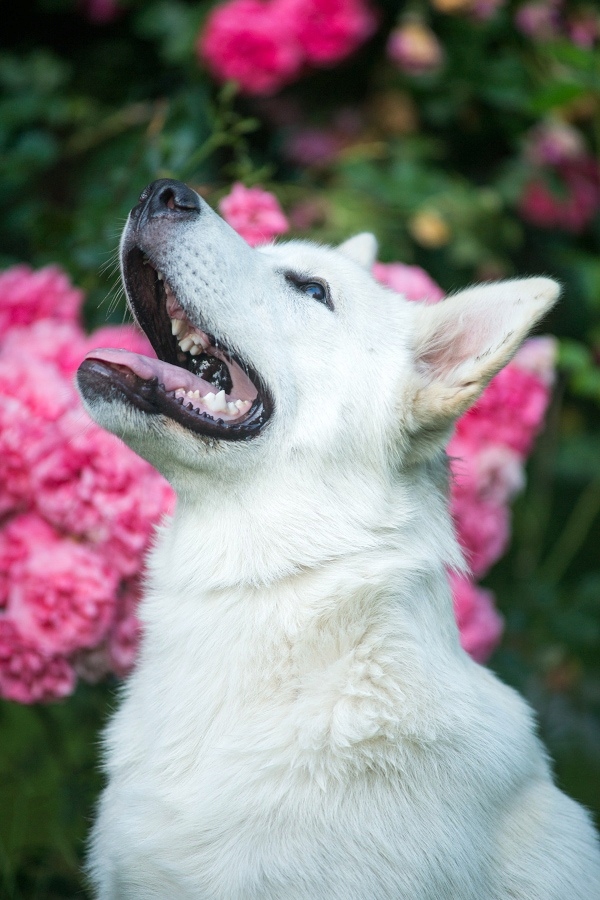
85, 348, 210, 395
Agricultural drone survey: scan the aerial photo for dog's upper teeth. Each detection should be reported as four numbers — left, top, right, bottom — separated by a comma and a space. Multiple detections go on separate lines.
179, 336, 195, 353
157, 271, 164, 281
171, 318, 185, 337
189, 345, 202, 356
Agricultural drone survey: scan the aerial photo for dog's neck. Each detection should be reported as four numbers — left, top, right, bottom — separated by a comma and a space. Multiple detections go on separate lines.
148, 452, 463, 629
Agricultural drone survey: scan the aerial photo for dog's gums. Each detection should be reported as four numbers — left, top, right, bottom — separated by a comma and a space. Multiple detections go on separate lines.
79, 247, 273, 440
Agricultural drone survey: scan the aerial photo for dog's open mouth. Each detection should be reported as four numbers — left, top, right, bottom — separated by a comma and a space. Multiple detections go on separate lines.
78, 247, 272, 440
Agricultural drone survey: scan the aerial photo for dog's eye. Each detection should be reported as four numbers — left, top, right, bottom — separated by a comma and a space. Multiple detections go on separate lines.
286, 274, 333, 310
300, 282, 326, 302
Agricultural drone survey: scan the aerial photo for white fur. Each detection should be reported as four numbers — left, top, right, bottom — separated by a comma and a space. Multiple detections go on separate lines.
81, 198, 600, 898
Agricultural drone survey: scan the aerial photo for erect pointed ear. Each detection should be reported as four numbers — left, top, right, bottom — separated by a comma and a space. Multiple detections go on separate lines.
338, 233, 378, 269
408, 277, 560, 431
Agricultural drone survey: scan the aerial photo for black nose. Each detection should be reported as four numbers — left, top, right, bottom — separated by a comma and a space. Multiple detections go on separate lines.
135, 179, 201, 221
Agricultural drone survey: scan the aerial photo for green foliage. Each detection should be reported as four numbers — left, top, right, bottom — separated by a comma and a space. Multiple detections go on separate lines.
2, 1, 600, 895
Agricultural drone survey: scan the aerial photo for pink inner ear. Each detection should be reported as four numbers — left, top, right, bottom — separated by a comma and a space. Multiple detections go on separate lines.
417, 302, 505, 384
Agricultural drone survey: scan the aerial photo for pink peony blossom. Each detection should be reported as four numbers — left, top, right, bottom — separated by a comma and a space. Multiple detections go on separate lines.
566, 8, 599, 48
373, 261, 445, 303
387, 21, 444, 76
450, 574, 504, 663
1, 319, 89, 377
32, 410, 174, 577
0, 356, 75, 516
87, 324, 154, 358
513, 335, 557, 386
455, 360, 553, 456
6, 542, 117, 656
451, 489, 510, 577
0, 513, 61, 609
0, 265, 175, 701
198, 0, 303, 96
514, 0, 561, 40
0, 265, 82, 339
0, 620, 75, 704
219, 182, 289, 246
279, 0, 377, 66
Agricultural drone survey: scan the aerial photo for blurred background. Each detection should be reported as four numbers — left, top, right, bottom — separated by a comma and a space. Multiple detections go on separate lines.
2, 0, 600, 896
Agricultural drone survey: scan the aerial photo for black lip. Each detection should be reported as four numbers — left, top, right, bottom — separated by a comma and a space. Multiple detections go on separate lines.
77, 358, 270, 441
123, 246, 180, 366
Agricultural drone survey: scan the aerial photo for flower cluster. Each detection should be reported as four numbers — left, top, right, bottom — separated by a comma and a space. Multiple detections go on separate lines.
374, 262, 555, 662
520, 154, 600, 234
0, 266, 174, 703
199, 0, 377, 95
219, 182, 289, 245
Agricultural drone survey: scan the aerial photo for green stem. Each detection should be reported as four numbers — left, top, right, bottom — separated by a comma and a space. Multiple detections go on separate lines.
540, 477, 600, 585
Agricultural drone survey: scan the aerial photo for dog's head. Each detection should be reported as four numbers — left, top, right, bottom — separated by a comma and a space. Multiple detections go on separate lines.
78, 180, 559, 493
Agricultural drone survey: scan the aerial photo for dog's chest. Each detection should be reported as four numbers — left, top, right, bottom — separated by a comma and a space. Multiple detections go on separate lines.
94, 587, 540, 899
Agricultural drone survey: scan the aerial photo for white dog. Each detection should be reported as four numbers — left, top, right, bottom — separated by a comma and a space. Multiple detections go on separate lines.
78, 179, 600, 899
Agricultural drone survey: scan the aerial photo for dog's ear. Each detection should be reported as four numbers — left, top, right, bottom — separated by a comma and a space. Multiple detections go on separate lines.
408, 277, 560, 431
338, 233, 378, 269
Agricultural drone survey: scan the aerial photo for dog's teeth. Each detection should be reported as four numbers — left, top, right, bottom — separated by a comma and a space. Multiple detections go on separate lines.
157, 271, 164, 281
235, 399, 251, 412
203, 392, 216, 411
171, 318, 185, 337
189, 345, 202, 356
213, 390, 228, 412
179, 336, 194, 352
227, 401, 238, 415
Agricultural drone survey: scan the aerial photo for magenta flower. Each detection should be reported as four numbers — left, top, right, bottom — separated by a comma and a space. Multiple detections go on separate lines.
0, 264, 83, 339
0, 621, 75, 704
219, 182, 289, 246
373, 261, 445, 303
198, 0, 304, 96
279, 0, 377, 66
0, 265, 175, 702
450, 574, 504, 664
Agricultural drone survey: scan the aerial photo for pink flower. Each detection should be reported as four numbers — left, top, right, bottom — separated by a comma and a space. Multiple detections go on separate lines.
513, 336, 557, 386
373, 261, 445, 303
280, 0, 377, 66
525, 120, 586, 167
0, 357, 74, 516
32, 411, 173, 576
514, 0, 561, 41
387, 21, 444, 76
0, 264, 82, 339
6, 541, 117, 656
198, 0, 303, 96
566, 8, 599, 48
455, 360, 553, 457
0, 513, 61, 609
1, 320, 89, 377
0, 620, 75, 704
450, 574, 504, 663
219, 182, 289, 246
87, 324, 154, 358
285, 128, 346, 167
449, 438, 525, 506
451, 489, 510, 577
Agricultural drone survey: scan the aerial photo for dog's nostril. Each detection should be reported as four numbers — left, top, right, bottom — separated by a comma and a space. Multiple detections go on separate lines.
137, 179, 202, 219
